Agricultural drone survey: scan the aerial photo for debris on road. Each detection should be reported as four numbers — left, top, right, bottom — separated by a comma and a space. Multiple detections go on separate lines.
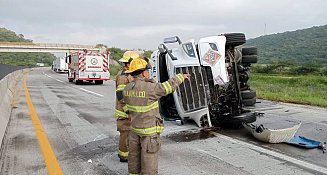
287, 136, 326, 153
244, 122, 326, 153
243, 122, 301, 143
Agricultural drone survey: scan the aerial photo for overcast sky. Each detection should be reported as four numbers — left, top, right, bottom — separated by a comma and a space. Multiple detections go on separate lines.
1, 0, 327, 50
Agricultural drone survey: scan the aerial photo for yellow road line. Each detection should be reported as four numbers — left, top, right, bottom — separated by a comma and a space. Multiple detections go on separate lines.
24, 78, 64, 175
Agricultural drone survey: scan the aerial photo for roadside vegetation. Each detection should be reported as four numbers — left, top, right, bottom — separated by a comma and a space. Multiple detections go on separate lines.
0, 27, 56, 66
109, 64, 122, 77
249, 63, 327, 107
1, 27, 152, 69
246, 24, 327, 65
245, 24, 327, 107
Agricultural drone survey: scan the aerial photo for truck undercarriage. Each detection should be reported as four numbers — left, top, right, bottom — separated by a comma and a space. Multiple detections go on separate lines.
151, 33, 259, 127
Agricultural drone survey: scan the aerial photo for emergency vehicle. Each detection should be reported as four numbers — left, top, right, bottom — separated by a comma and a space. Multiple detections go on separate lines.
66, 50, 110, 84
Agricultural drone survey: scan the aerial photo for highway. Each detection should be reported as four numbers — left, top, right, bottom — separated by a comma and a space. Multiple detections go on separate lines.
0, 68, 326, 175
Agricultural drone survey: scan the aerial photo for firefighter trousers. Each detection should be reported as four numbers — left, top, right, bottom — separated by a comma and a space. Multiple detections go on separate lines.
128, 131, 161, 175
118, 130, 129, 160
117, 119, 130, 160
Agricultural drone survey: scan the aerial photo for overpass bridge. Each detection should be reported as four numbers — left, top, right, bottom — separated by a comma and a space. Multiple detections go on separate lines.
0, 42, 101, 53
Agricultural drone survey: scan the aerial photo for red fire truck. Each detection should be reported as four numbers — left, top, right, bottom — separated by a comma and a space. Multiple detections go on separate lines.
66, 50, 110, 84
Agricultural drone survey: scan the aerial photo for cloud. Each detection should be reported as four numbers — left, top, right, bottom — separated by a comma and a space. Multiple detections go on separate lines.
1, 0, 327, 49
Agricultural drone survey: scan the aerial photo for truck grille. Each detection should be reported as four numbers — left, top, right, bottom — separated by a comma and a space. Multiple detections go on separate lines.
175, 66, 209, 112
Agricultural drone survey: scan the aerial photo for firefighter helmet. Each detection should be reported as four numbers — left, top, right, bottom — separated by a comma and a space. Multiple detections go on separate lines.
125, 57, 151, 73
119, 51, 139, 63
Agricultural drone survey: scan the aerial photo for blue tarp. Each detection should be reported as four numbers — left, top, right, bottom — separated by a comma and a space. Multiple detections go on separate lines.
287, 136, 321, 149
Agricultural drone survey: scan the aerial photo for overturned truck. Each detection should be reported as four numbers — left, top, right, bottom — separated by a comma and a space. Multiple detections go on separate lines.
150, 33, 258, 127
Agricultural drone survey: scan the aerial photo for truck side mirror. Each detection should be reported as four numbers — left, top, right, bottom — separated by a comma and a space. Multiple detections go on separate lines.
158, 44, 166, 53
66, 55, 71, 63
158, 44, 177, 60
163, 36, 182, 44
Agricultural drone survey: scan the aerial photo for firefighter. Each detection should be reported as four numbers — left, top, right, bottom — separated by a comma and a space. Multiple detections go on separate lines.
123, 57, 190, 174
115, 50, 139, 162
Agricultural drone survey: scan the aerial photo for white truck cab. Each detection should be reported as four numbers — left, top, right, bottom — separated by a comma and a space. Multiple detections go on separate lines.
150, 34, 258, 127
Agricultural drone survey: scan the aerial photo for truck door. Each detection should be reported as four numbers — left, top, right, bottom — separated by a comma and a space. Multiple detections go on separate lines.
85, 55, 103, 72
198, 36, 228, 85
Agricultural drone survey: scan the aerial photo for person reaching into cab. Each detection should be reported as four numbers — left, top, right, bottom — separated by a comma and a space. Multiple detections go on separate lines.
123, 57, 190, 174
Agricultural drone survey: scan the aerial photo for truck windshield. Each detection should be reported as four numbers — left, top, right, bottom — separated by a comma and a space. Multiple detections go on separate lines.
182, 43, 196, 58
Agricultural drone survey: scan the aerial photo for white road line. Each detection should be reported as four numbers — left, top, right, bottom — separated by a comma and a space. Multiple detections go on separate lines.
212, 132, 327, 174
93, 134, 106, 141
79, 88, 104, 97
43, 71, 64, 83
44, 73, 52, 78
43, 73, 52, 78
56, 79, 64, 83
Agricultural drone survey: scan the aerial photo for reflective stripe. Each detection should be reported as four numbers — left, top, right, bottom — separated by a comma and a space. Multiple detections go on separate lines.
161, 82, 169, 95
176, 74, 184, 83
123, 105, 129, 112
129, 173, 140, 175
166, 82, 173, 94
131, 126, 164, 135
118, 150, 129, 157
115, 109, 128, 119
126, 101, 159, 113
162, 81, 172, 95
116, 84, 126, 92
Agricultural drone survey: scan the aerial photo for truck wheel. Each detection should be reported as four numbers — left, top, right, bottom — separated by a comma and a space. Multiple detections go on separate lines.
242, 97, 256, 106
224, 33, 246, 47
241, 89, 256, 99
242, 47, 257, 55
242, 55, 257, 64
95, 80, 103, 85
218, 112, 257, 128
75, 80, 83, 85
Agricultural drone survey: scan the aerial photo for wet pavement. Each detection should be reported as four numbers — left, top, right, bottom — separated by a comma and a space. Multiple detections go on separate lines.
216, 100, 327, 168
0, 68, 326, 175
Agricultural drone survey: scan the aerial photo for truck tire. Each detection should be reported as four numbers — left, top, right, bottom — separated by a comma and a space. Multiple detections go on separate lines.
242, 47, 257, 55
75, 80, 83, 85
218, 112, 257, 128
224, 33, 246, 47
242, 97, 256, 106
241, 89, 256, 99
242, 55, 257, 64
95, 80, 103, 85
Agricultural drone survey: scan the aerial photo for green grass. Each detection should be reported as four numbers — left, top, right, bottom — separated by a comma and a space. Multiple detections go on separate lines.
249, 73, 327, 107
109, 64, 122, 77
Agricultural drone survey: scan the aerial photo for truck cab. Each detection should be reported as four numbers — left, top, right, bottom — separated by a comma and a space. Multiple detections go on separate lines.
150, 33, 258, 127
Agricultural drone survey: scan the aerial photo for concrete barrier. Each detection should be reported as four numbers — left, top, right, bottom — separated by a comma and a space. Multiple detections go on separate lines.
0, 69, 28, 147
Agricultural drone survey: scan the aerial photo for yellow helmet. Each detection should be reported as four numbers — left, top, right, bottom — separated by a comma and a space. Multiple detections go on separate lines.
125, 57, 151, 73
119, 50, 139, 63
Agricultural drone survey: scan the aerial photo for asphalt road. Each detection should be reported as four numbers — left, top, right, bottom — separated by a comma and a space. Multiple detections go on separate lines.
0, 64, 27, 80
0, 68, 326, 175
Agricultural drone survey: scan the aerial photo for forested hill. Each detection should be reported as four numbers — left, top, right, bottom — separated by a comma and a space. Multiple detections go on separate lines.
245, 24, 327, 64
0, 27, 153, 67
0, 27, 56, 66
